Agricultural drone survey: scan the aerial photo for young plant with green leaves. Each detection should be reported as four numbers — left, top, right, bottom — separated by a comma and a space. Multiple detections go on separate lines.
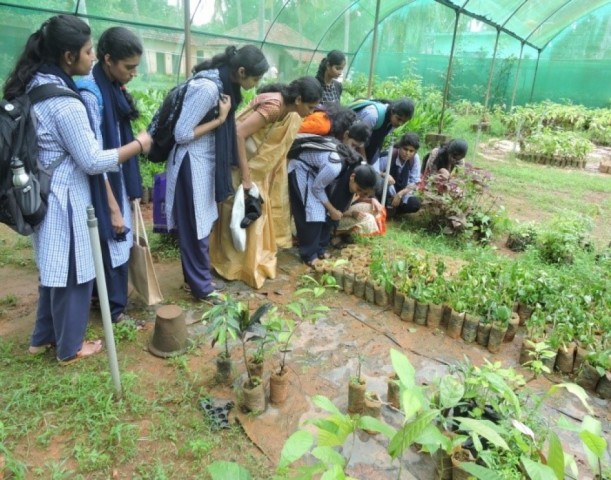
202, 293, 243, 359
274, 278, 331, 376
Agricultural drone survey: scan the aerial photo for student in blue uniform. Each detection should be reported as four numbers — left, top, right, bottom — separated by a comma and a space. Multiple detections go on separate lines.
77, 27, 144, 326
3, 15, 152, 363
164, 45, 269, 301
288, 127, 376, 266
378, 132, 422, 217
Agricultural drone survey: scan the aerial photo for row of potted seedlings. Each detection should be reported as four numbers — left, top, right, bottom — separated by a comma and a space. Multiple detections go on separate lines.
315, 247, 522, 354
316, 245, 610, 398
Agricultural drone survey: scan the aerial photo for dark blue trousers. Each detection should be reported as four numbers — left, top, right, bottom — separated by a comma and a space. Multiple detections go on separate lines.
31, 205, 94, 361
174, 154, 213, 299
92, 240, 129, 322
289, 172, 332, 263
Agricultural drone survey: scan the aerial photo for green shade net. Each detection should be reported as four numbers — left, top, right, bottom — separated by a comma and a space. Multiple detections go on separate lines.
1, 0, 609, 106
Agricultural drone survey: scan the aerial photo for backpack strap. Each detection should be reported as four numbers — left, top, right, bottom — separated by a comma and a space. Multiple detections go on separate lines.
75, 78, 104, 115
349, 99, 386, 130
28, 83, 81, 104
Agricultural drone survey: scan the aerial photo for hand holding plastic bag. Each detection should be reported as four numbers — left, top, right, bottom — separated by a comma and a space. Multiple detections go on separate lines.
240, 184, 263, 228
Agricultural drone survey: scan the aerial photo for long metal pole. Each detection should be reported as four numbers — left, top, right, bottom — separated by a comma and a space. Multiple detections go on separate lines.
529, 50, 541, 103
87, 206, 122, 398
510, 42, 525, 110
366, 0, 381, 97
380, 141, 394, 207
439, 9, 460, 133
482, 28, 501, 112
183, 0, 192, 78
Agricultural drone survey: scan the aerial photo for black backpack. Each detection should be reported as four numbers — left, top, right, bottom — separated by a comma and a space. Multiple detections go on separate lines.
147, 76, 219, 163
0, 84, 81, 235
288, 134, 362, 212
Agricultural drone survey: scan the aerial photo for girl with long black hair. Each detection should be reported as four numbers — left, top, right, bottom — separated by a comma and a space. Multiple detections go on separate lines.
211, 76, 322, 289
165, 45, 268, 301
3, 15, 152, 363
76, 26, 144, 325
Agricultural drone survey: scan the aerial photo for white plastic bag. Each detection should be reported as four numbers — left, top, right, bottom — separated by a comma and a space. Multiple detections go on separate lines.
230, 185, 246, 252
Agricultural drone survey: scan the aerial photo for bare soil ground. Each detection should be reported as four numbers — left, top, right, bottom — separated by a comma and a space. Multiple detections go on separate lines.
0, 141, 609, 478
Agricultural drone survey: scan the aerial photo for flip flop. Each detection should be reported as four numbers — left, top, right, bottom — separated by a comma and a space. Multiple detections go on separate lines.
57, 340, 103, 366
28, 343, 55, 355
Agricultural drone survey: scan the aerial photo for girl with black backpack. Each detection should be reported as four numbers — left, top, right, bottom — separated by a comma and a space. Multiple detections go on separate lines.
3, 15, 152, 364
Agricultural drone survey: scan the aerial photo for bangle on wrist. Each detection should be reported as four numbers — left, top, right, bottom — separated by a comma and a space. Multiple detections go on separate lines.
134, 138, 143, 154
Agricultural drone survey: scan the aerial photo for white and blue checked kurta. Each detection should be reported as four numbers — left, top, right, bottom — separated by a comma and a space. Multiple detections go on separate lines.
81, 84, 133, 269
288, 149, 342, 222
29, 73, 120, 287
165, 71, 221, 239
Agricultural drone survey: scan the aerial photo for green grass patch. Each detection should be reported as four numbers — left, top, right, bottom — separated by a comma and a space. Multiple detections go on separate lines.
0, 332, 274, 479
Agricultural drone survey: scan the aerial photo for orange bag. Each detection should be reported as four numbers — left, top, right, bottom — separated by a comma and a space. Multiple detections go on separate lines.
362, 207, 387, 237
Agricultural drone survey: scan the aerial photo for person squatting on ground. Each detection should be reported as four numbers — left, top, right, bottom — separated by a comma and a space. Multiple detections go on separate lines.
77, 27, 144, 325
421, 138, 468, 181
288, 121, 372, 265
165, 45, 269, 301
289, 145, 378, 267
378, 132, 422, 217
3, 15, 152, 363
210, 77, 322, 289
315, 49, 346, 106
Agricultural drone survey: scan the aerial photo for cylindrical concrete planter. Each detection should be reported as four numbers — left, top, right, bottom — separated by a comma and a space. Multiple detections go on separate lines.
353, 275, 366, 299
343, 272, 355, 295
446, 310, 465, 339
270, 370, 290, 406
595, 372, 611, 399
504, 313, 520, 343
555, 343, 576, 374
426, 303, 444, 329
347, 379, 367, 414
364, 279, 376, 304
440, 304, 452, 329
573, 346, 589, 372
476, 322, 492, 347
363, 392, 382, 419
575, 363, 602, 392
413, 301, 428, 325
374, 282, 388, 306
487, 322, 508, 353
400, 296, 415, 322
461, 314, 479, 343
241, 380, 266, 414
393, 291, 406, 316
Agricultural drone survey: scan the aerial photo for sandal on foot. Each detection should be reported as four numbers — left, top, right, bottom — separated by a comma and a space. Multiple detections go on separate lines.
28, 343, 55, 355
58, 340, 103, 366
318, 252, 331, 260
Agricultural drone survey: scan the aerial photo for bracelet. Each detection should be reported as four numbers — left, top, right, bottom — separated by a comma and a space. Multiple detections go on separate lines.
134, 138, 143, 154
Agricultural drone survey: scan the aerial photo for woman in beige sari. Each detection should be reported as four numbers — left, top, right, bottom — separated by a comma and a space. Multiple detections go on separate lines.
211, 77, 322, 288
